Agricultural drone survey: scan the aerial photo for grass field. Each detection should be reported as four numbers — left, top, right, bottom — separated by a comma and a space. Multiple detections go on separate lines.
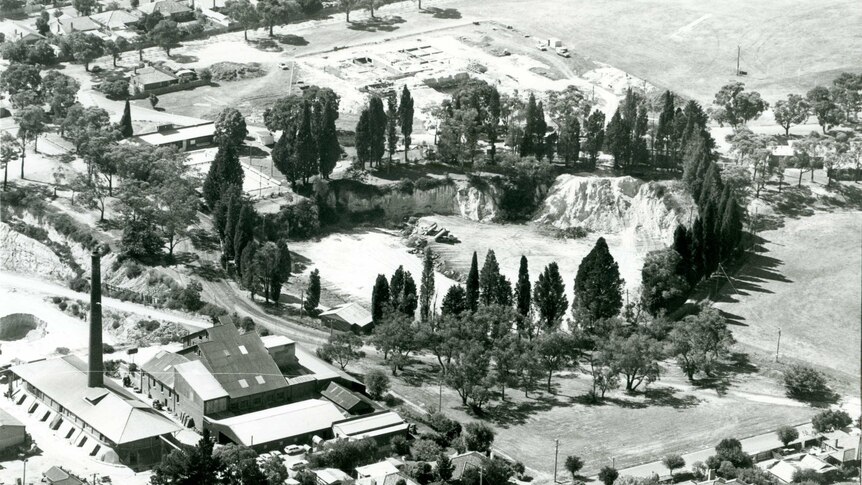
447, 0, 862, 103
713, 210, 862, 384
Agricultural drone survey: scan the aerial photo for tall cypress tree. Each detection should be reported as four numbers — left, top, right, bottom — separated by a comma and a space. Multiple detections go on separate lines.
690, 216, 706, 280
419, 247, 435, 322
269, 239, 291, 303
217, 142, 244, 190
535, 100, 548, 158
701, 200, 720, 277
371, 274, 391, 323
316, 96, 340, 179
487, 86, 501, 164
698, 161, 724, 209
240, 241, 259, 298
233, 203, 255, 271
558, 115, 580, 166
400, 271, 417, 317
368, 96, 387, 167
719, 193, 743, 261
296, 100, 317, 185
119, 99, 133, 138
355, 109, 371, 169
465, 251, 480, 312
390, 265, 405, 310
573, 237, 624, 325
479, 249, 501, 306
514, 255, 531, 318
521, 93, 538, 157
398, 85, 414, 164
304, 268, 321, 314
441, 284, 467, 316
655, 90, 675, 167
533, 262, 568, 329
386, 95, 398, 166
223, 192, 241, 261
673, 224, 695, 285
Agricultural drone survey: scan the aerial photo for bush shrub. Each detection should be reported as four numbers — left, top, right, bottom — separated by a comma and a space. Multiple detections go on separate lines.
103, 343, 115, 354
784, 365, 834, 402
56, 347, 70, 355
137, 320, 161, 332
428, 412, 461, 444
100, 79, 130, 99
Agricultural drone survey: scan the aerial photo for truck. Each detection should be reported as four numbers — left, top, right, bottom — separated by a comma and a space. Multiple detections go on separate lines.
555, 46, 570, 58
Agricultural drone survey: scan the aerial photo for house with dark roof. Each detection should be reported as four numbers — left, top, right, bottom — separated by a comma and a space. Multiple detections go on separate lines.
319, 303, 374, 333
321, 381, 376, 415
449, 451, 488, 481
50, 16, 101, 35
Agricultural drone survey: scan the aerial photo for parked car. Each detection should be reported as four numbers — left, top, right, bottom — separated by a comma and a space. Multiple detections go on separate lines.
536, 41, 547, 51
284, 445, 305, 456
289, 460, 309, 471
279, 62, 290, 70
555, 47, 570, 58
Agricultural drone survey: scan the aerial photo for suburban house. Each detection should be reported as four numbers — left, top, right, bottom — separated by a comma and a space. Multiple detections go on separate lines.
356, 459, 401, 480
90, 9, 141, 30
137, 0, 193, 20
50, 16, 101, 35
0, 408, 25, 451
319, 303, 374, 333
132, 122, 215, 152
766, 454, 838, 483
0, 21, 45, 43
449, 451, 488, 481
130, 65, 178, 93
314, 468, 353, 485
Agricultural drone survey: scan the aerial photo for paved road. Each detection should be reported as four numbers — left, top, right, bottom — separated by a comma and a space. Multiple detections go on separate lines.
605, 422, 817, 480
0, 271, 211, 330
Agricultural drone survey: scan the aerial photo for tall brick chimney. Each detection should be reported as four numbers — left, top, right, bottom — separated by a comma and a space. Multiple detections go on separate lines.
88, 250, 104, 388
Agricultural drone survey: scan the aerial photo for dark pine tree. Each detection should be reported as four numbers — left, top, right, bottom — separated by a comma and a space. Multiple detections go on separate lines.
419, 247, 435, 322
222, 191, 241, 261
317, 95, 340, 179
690, 216, 706, 280
398, 85, 414, 164
673, 224, 696, 285
371, 274, 391, 323
233, 203, 255, 271
390, 265, 406, 311
465, 251, 480, 312
119, 99, 133, 138
573, 237, 624, 325
479, 249, 501, 306
514, 255, 531, 318
304, 268, 321, 314
441, 284, 468, 316
533, 261, 568, 329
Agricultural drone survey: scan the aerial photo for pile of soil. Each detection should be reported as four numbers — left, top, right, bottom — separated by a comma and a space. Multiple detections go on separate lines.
208, 62, 266, 81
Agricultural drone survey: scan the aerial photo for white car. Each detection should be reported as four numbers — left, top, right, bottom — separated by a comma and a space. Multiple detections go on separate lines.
284, 444, 305, 455
278, 62, 290, 70
289, 460, 309, 471
555, 47, 570, 58
536, 42, 547, 51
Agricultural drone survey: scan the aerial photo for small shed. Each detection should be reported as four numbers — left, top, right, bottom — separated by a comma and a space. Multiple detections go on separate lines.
131, 66, 178, 93
320, 382, 376, 415
315, 468, 353, 485
0, 408, 25, 451
319, 303, 373, 334
43, 466, 85, 485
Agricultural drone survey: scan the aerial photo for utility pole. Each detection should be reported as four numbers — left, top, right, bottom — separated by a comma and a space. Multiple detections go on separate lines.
438, 377, 443, 411
553, 439, 559, 483
736, 45, 740, 76
775, 328, 782, 362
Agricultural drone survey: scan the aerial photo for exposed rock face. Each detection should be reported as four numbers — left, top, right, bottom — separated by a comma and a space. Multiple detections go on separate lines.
321, 180, 500, 222
0, 222, 75, 282
534, 175, 693, 243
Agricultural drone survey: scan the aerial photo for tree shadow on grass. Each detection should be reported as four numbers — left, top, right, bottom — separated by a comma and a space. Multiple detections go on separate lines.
275, 34, 309, 46
422, 7, 461, 19
347, 15, 406, 32
643, 386, 700, 409
188, 228, 220, 252
189, 261, 226, 282
484, 394, 559, 427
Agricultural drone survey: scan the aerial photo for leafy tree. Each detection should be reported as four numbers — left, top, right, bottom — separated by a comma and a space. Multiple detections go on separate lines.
478, 249, 502, 306
773, 94, 810, 137
831, 72, 862, 122
640, 248, 689, 316
662, 454, 685, 477
396, 86, 415, 163
354, 108, 372, 169
119, 99, 133, 138
365, 368, 390, 399
295, 100, 318, 184
419, 247, 435, 322
514, 255, 531, 320
366, 96, 387, 167
157, 177, 199, 257
776, 425, 799, 447
558, 115, 581, 166
706, 438, 752, 470
233, 203, 256, 269
214, 108, 248, 148
256, 0, 299, 36
371, 274, 391, 323
783, 365, 834, 403
304, 268, 321, 314
372, 310, 417, 374
811, 409, 852, 433
72, 0, 97, 15
390, 266, 417, 317
603, 331, 662, 392
436, 453, 454, 482
533, 262, 567, 329
240, 241, 260, 298
35, 10, 50, 35
14, 106, 47, 178
1, 132, 20, 191
313, 91, 340, 178
252, 241, 290, 303
598, 466, 619, 485
68, 32, 104, 71
668, 307, 734, 380
215, 443, 261, 485
574, 237, 624, 325
26, 39, 56, 65
261, 454, 289, 485
445, 336, 493, 408
151, 19, 181, 56
536, 330, 576, 392
224, 0, 260, 41
710, 82, 768, 129
319, 332, 364, 370
441, 284, 468, 316
806, 86, 843, 133
386, 95, 398, 165
465, 251, 480, 312
565, 456, 584, 481
222, 191, 242, 259
101, 79, 130, 99
582, 110, 606, 169
461, 421, 495, 453
0, 63, 40, 106
151, 428, 225, 485
586, 345, 619, 401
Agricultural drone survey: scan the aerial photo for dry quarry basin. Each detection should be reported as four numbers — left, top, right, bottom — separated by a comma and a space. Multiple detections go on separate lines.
0, 313, 46, 341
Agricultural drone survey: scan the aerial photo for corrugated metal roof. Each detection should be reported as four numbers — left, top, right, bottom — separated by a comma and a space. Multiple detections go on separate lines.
319, 303, 373, 327
315, 468, 352, 485
131, 66, 177, 88
135, 122, 214, 146
141, 350, 189, 389
11, 356, 180, 444
332, 411, 406, 437
138, 0, 191, 15
173, 360, 228, 401
356, 461, 400, 479
209, 399, 345, 446
321, 382, 374, 413
0, 408, 23, 428
90, 9, 139, 28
